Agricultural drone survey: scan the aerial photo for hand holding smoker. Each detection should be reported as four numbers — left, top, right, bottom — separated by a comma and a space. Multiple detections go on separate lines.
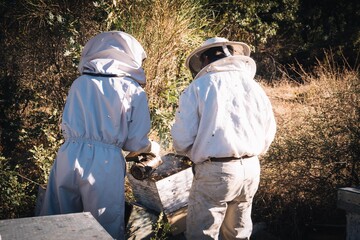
127, 153, 163, 180
125, 141, 163, 180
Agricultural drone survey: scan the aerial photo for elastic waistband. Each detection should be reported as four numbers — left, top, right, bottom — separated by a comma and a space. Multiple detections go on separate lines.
208, 155, 254, 162
66, 137, 122, 151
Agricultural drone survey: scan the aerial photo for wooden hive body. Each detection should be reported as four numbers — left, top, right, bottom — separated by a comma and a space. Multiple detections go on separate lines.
127, 153, 193, 234
127, 166, 193, 214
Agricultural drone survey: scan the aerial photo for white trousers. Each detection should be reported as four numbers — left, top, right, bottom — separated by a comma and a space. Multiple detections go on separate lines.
186, 157, 260, 240
40, 139, 126, 240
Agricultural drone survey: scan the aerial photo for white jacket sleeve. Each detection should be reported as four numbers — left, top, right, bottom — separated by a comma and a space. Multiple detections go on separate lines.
123, 88, 151, 152
171, 86, 199, 155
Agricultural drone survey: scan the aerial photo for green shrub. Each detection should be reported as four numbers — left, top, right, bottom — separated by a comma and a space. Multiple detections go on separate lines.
0, 155, 37, 219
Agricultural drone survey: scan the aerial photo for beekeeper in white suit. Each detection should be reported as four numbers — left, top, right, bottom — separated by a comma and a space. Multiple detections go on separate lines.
40, 31, 160, 240
171, 37, 276, 239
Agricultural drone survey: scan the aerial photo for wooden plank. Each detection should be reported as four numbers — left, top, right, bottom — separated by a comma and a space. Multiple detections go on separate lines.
337, 187, 360, 240
337, 187, 360, 214
156, 167, 193, 214
345, 213, 360, 240
127, 174, 163, 212
125, 203, 159, 240
338, 187, 360, 204
0, 212, 113, 240
166, 206, 188, 235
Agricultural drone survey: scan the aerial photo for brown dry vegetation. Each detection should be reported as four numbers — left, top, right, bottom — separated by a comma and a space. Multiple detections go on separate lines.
253, 58, 359, 238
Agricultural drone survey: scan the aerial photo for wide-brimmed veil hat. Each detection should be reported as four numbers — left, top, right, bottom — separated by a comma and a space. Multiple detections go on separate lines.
186, 37, 251, 76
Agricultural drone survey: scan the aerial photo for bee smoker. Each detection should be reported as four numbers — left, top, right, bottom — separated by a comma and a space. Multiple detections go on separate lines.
128, 153, 163, 180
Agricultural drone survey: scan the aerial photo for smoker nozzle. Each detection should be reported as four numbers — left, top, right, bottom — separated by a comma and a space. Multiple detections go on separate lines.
130, 155, 163, 180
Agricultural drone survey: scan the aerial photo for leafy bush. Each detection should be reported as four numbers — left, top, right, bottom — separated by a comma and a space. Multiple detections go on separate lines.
0, 155, 37, 219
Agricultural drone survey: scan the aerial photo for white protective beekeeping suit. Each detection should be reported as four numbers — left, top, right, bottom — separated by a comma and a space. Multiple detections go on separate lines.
40, 31, 154, 240
171, 37, 276, 239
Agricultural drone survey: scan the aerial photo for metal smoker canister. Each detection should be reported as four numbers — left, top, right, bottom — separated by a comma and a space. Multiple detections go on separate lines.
130, 155, 163, 180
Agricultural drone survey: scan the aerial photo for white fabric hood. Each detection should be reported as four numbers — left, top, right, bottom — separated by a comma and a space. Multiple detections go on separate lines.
78, 31, 147, 85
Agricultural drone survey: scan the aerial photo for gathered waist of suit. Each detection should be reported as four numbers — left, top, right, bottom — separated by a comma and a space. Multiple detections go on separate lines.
65, 137, 123, 151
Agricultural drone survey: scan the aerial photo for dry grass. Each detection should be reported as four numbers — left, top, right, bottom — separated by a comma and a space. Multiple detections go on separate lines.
102, 0, 212, 146
254, 58, 359, 238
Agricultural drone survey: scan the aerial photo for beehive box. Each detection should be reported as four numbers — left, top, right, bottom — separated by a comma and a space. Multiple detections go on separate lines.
126, 153, 193, 234
0, 212, 113, 240
337, 187, 360, 240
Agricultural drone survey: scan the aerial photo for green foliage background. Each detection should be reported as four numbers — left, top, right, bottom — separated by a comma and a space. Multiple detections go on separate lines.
0, 0, 359, 238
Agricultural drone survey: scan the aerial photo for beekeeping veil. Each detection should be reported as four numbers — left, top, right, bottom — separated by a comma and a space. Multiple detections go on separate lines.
186, 37, 251, 77
78, 31, 147, 85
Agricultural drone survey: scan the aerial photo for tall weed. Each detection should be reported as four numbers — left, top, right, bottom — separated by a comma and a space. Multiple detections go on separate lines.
255, 53, 359, 239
